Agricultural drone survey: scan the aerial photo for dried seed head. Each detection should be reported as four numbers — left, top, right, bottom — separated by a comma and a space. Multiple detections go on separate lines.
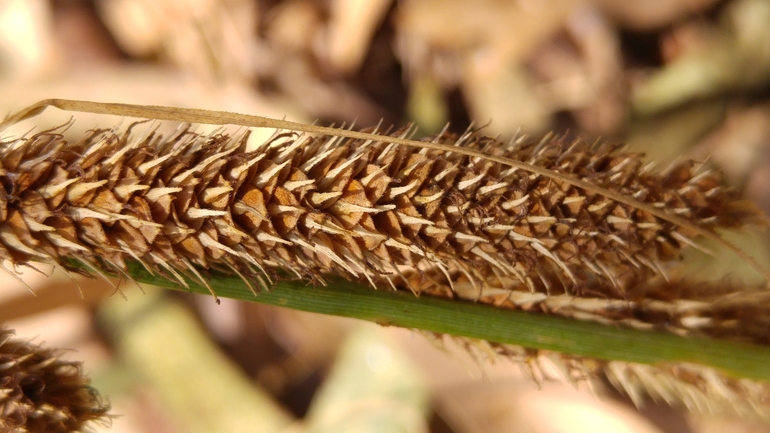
0, 123, 760, 300
0, 327, 110, 432
2, 111, 767, 420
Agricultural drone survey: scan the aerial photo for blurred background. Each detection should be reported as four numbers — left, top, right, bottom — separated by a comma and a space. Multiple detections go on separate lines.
2, 0, 770, 432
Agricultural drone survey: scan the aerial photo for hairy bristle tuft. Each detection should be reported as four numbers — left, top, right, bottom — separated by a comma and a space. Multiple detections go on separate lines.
0, 327, 110, 432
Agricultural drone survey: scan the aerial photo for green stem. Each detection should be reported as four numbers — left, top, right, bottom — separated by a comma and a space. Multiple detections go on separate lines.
121, 262, 770, 383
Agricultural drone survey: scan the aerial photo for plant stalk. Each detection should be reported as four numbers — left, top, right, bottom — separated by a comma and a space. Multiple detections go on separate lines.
120, 261, 770, 384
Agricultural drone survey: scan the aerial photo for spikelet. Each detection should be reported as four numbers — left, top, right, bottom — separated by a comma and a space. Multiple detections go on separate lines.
0, 121, 759, 301
0, 327, 110, 432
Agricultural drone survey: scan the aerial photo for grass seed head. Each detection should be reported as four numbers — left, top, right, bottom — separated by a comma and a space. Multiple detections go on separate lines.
1, 110, 768, 420
0, 123, 760, 299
